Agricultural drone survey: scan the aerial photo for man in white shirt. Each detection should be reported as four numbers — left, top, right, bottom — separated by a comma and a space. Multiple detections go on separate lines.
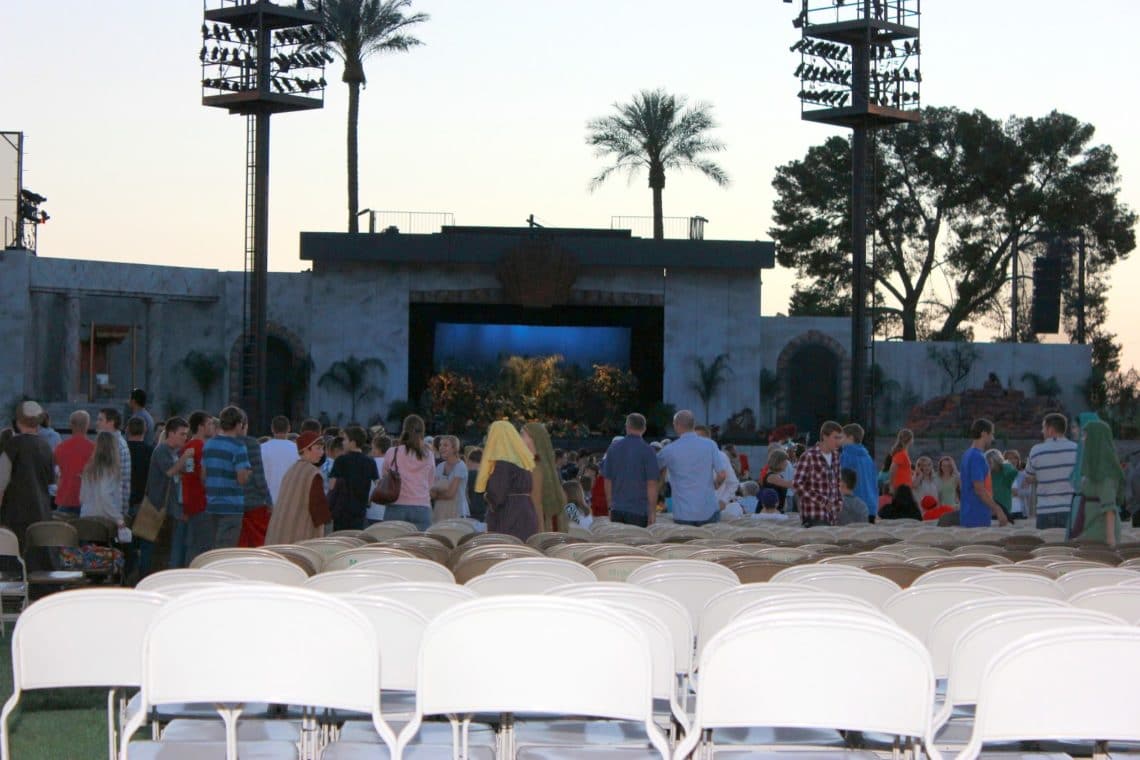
1024, 413, 1078, 530
260, 416, 298, 507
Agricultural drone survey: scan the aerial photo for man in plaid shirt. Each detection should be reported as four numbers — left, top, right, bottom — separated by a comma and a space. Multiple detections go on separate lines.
792, 420, 845, 526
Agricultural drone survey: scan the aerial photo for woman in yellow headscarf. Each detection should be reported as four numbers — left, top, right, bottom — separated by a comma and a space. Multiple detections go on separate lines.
475, 420, 539, 540
524, 422, 567, 533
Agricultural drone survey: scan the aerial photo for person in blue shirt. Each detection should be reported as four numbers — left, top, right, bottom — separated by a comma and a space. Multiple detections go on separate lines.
840, 423, 879, 521
656, 410, 726, 526
959, 418, 1010, 528
202, 405, 252, 549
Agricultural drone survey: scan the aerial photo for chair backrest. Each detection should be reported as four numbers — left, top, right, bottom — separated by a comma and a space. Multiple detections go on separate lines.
356, 581, 478, 620
71, 517, 117, 544
135, 568, 242, 592
769, 565, 869, 584
303, 569, 409, 593
347, 557, 455, 584
676, 611, 936, 760
786, 572, 902, 609
588, 555, 656, 581
25, 521, 78, 548
630, 572, 740, 626
262, 544, 322, 575
297, 537, 366, 562
732, 593, 887, 624
190, 547, 281, 569
936, 607, 1123, 730
1068, 585, 1140, 620
912, 566, 1000, 586
883, 582, 1005, 644
128, 586, 390, 752
363, 521, 421, 540
626, 559, 739, 585
1055, 567, 1140, 598
968, 572, 1063, 599
0, 528, 20, 558
200, 556, 309, 586
925, 596, 1070, 678
8, 589, 165, 690
485, 557, 596, 584
323, 547, 417, 571
957, 626, 1140, 760
339, 595, 429, 691
609, 603, 690, 733
402, 596, 668, 759
550, 582, 694, 677
696, 583, 820, 658
464, 570, 572, 596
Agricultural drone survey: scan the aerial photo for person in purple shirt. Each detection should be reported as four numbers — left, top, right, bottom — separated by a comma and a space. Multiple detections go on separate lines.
601, 413, 660, 527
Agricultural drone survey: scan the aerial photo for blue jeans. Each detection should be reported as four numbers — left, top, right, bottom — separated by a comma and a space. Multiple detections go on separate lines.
169, 513, 213, 568
209, 514, 244, 549
610, 510, 649, 528
383, 504, 430, 531
1037, 511, 1069, 530
674, 511, 721, 527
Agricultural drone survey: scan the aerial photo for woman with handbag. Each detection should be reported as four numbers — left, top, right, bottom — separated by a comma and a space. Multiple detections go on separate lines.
379, 415, 435, 531
264, 432, 331, 545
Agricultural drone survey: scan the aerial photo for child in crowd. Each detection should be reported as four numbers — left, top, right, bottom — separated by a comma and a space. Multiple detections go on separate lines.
465, 447, 486, 523
562, 480, 593, 529
755, 487, 789, 521
366, 432, 390, 526
837, 468, 869, 525
879, 484, 922, 521
738, 480, 760, 514
321, 436, 344, 492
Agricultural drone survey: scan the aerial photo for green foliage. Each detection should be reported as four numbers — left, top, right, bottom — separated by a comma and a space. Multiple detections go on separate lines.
1020, 372, 1062, 400
690, 354, 732, 426
318, 355, 387, 423
586, 88, 728, 240
770, 107, 1136, 346
180, 350, 226, 409
926, 342, 979, 394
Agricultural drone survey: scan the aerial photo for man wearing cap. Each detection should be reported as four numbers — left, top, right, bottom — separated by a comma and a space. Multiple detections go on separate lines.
264, 431, 331, 545
0, 401, 55, 546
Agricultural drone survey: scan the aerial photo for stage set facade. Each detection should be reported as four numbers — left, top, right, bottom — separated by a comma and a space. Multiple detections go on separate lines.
0, 225, 1092, 435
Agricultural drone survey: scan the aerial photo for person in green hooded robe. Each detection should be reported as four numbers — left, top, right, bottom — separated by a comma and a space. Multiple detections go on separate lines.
523, 422, 567, 533
1071, 419, 1123, 546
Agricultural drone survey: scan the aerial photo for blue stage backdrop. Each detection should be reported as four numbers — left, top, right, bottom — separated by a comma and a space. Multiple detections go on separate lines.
434, 323, 632, 370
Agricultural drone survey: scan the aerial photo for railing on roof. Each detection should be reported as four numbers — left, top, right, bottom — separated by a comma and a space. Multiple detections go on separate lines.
610, 215, 708, 240
359, 210, 456, 234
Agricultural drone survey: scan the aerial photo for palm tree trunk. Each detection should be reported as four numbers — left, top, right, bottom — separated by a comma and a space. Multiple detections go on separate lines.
652, 185, 664, 241
346, 80, 361, 233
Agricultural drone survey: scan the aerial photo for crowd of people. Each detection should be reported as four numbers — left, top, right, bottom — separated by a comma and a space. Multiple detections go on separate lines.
0, 392, 1137, 582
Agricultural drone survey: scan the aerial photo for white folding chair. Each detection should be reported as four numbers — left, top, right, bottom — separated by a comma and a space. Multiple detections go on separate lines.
465, 571, 572, 596
355, 581, 478, 620
588, 555, 657, 581
912, 567, 1001, 586
189, 547, 281, 569
395, 596, 669, 760
198, 556, 309, 586
486, 557, 596, 585
932, 607, 1123, 751
629, 572, 739, 626
345, 557, 455, 584
120, 586, 392, 760
626, 559, 738, 585
1055, 567, 1140, 598
957, 626, 1140, 760
362, 522, 420, 540
303, 570, 409, 594
1068, 585, 1140, 620
785, 572, 902, 609
696, 583, 820, 658
731, 593, 888, 624
676, 610, 943, 760
926, 596, 1070, 679
769, 564, 870, 584
135, 569, 242, 592
0, 589, 166, 760
967, 572, 1064, 599
883, 583, 1005, 645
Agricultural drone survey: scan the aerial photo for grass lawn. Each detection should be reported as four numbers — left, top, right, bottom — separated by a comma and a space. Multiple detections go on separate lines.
0, 622, 113, 759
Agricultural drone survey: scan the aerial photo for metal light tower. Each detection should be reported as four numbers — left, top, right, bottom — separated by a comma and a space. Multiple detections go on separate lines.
201, 0, 327, 432
787, 0, 920, 436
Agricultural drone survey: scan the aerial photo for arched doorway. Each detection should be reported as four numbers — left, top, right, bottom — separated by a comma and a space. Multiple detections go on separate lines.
775, 330, 850, 438
228, 323, 309, 426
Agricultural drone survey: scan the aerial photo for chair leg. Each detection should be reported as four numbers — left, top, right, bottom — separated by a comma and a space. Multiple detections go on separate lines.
106, 689, 117, 760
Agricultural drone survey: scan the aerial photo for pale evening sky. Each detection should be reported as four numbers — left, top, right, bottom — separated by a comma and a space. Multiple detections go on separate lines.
8, 1, 1140, 370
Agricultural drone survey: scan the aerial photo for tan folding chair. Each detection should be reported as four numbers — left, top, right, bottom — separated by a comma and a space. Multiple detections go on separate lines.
24, 521, 88, 597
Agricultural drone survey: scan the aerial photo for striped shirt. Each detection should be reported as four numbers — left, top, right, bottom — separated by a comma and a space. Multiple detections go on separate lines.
203, 435, 251, 515
1025, 437, 1078, 515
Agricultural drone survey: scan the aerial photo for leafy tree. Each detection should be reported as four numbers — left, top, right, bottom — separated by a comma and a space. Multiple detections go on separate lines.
306, 0, 428, 233
586, 89, 729, 240
926, 343, 979, 395
318, 355, 387, 422
771, 107, 1136, 350
181, 350, 226, 409
690, 354, 732, 425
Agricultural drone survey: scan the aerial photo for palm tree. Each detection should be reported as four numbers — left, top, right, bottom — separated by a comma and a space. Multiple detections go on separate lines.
318, 355, 387, 422
586, 88, 729, 241
181, 351, 227, 409
306, 0, 429, 233
690, 354, 732, 426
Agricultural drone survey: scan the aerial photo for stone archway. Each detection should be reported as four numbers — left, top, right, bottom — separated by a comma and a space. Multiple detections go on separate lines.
228, 322, 309, 425
774, 330, 850, 436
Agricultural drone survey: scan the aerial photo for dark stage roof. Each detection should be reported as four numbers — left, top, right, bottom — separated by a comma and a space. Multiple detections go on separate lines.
300, 225, 775, 271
